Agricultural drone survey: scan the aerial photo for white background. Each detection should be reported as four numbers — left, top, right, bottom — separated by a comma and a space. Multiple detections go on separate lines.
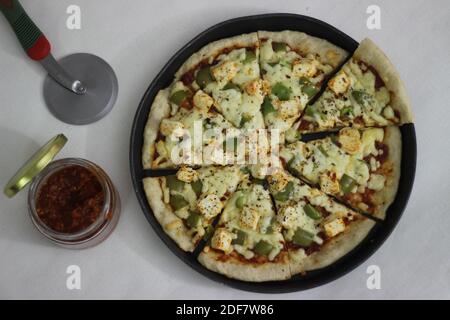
0, 0, 449, 299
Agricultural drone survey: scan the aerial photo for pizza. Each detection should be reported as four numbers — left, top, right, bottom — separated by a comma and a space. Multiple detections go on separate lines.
296, 38, 413, 133
280, 126, 401, 219
141, 31, 413, 282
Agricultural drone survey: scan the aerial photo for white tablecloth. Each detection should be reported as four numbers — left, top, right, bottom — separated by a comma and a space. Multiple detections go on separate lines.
0, 0, 449, 299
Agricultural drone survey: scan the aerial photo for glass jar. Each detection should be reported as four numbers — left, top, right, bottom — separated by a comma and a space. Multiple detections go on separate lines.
28, 158, 120, 249
4, 134, 120, 249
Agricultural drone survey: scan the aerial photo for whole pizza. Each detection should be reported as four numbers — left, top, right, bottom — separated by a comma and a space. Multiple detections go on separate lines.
140, 31, 413, 282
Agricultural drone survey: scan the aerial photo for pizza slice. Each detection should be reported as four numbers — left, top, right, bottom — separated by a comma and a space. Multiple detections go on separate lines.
142, 165, 246, 252
266, 169, 375, 275
198, 176, 290, 281
142, 85, 243, 168
279, 127, 401, 219
175, 33, 266, 131
297, 38, 413, 133
257, 31, 348, 135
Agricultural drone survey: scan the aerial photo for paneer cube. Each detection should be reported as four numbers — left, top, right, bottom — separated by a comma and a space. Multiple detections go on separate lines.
239, 207, 260, 231
211, 61, 238, 87
328, 71, 350, 95
324, 218, 346, 237
245, 79, 264, 96
193, 90, 214, 111
197, 194, 223, 220
277, 100, 301, 120
176, 166, 199, 183
210, 228, 234, 253
268, 170, 290, 193
319, 172, 340, 195
292, 58, 318, 78
338, 128, 361, 155
278, 206, 299, 229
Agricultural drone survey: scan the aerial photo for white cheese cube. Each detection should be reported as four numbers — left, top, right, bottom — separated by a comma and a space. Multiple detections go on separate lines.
338, 128, 361, 155
268, 170, 290, 193
239, 207, 260, 231
176, 166, 199, 183
193, 90, 214, 111
319, 172, 340, 195
328, 71, 350, 95
278, 206, 299, 229
245, 79, 264, 96
277, 100, 301, 120
324, 218, 346, 237
292, 58, 318, 78
211, 61, 238, 87
211, 228, 234, 253
197, 194, 223, 219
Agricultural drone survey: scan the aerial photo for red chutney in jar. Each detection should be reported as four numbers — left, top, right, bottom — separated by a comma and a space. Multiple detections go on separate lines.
35, 165, 105, 234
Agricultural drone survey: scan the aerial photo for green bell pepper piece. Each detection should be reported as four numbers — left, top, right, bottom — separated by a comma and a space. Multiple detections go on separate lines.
170, 195, 189, 210
223, 82, 240, 91
191, 180, 203, 197
240, 113, 253, 127
254, 240, 273, 256
170, 90, 189, 106
272, 42, 288, 52
274, 181, 294, 202
243, 50, 256, 64
302, 85, 319, 99
340, 174, 357, 194
186, 211, 201, 228
166, 175, 185, 192
272, 82, 291, 101
261, 96, 276, 116
304, 204, 322, 220
293, 228, 314, 247
235, 194, 247, 209
196, 67, 214, 88
232, 229, 247, 245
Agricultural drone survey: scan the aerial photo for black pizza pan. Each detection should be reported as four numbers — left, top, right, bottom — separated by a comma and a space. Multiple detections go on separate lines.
130, 13, 417, 293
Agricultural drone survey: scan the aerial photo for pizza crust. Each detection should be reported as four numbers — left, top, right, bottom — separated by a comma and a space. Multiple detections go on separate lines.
290, 217, 376, 275
198, 249, 291, 282
142, 89, 171, 169
371, 126, 402, 219
354, 38, 413, 124
174, 33, 259, 80
258, 30, 348, 68
142, 177, 195, 252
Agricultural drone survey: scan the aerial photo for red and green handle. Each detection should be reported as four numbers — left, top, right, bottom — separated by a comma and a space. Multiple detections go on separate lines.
0, 0, 50, 60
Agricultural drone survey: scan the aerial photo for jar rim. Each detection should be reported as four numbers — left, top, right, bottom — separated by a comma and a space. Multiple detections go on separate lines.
28, 158, 112, 242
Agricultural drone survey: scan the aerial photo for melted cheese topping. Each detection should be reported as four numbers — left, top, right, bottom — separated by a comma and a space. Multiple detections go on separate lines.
154, 108, 238, 167
259, 39, 334, 133
202, 48, 265, 130
280, 128, 387, 197
214, 179, 284, 261
164, 166, 244, 244
302, 58, 398, 130
269, 171, 357, 244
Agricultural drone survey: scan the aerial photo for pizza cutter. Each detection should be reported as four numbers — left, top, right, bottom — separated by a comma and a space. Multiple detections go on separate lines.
0, 0, 118, 125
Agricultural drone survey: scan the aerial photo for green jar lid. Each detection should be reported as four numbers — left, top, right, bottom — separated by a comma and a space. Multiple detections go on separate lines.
3, 134, 67, 198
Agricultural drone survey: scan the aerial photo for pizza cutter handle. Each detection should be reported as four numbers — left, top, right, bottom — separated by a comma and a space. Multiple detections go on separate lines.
0, 0, 86, 94
0, 0, 50, 60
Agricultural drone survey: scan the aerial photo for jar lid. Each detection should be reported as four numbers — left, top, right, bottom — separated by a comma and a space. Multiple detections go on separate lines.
3, 134, 68, 198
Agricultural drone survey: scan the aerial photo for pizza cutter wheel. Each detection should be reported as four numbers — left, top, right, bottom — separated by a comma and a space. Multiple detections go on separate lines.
1, 0, 118, 125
